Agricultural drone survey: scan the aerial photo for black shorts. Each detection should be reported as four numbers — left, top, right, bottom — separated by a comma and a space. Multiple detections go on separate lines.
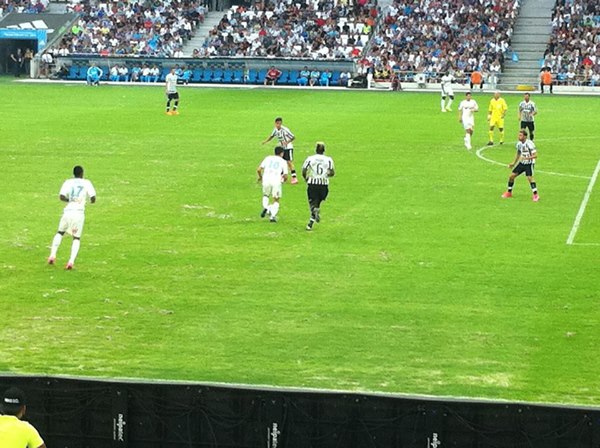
307, 184, 329, 204
520, 121, 535, 133
283, 148, 293, 162
167, 92, 179, 100
513, 163, 534, 177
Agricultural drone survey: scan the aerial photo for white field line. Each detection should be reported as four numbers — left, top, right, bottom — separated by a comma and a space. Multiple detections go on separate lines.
566, 159, 600, 245
475, 146, 591, 180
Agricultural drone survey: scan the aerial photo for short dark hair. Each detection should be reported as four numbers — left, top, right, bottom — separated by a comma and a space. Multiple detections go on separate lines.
315, 142, 326, 154
275, 117, 282, 123
274, 146, 284, 155
73, 166, 84, 177
2, 387, 26, 415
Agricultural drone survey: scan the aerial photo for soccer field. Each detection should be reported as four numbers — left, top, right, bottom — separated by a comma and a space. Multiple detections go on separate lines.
1, 79, 598, 407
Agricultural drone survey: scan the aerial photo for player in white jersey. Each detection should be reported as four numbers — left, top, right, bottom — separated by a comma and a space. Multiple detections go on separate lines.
165, 68, 179, 115
457, 91, 479, 150
502, 129, 539, 201
48, 166, 97, 269
518, 92, 537, 140
262, 117, 298, 184
302, 142, 335, 230
440, 72, 455, 112
257, 146, 289, 222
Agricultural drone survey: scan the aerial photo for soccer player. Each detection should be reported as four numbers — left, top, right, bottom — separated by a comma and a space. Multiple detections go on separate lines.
165, 68, 179, 115
440, 71, 455, 112
457, 91, 479, 150
502, 130, 539, 201
518, 92, 537, 140
262, 117, 298, 184
302, 142, 335, 231
257, 146, 289, 222
0, 387, 46, 448
86, 63, 103, 86
487, 90, 508, 145
48, 165, 97, 270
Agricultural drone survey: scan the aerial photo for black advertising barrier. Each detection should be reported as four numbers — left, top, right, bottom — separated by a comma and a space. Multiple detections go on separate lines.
0, 375, 599, 447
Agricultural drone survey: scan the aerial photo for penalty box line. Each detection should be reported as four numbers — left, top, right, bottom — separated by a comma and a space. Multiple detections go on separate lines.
566, 159, 600, 245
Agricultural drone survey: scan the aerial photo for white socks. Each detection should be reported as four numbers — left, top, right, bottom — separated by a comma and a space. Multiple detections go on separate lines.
262, 195, 269, 209
69, 239, 80, 264
269, 202, 280, 217
50, 233, 63, 258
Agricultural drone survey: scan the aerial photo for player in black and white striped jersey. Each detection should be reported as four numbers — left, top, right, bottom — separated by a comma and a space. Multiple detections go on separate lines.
502, 130, 539, 202
302, 142, 335, 230
262, 117, 298, 184
518, 93, 537, 140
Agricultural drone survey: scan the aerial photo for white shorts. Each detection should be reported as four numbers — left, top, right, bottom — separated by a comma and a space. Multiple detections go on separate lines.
58, 210, 85, 238
462, 119, 474, 130
441, 88, 454, 97
263, 181, 282, 199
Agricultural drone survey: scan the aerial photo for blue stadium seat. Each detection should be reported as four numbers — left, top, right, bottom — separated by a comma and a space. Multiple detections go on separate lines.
287, 70, 299, 85
202, 69, 213, 83
232, 70, 243, 83
256, 69, 267, 84
160, 67, 170, 81
67, 65, 79, 80
278, 70, 289, 84
247, 69, 258, 84
330, 71, 341, 86
223, 69, 234, 83
212, 69, 223, 83
192, 69, 202, 82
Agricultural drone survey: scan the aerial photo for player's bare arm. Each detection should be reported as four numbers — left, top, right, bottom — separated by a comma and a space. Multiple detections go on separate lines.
257, 166, 263, 182
90, 196, 96, 204
301, 167, 308, 181
328, 168, 335, 177
262, 135, 273, 145
508, 152, 520, 168
60, 194, 69, 202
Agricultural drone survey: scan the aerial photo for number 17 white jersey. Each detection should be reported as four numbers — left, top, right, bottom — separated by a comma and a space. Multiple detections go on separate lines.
60, 178, 96, 212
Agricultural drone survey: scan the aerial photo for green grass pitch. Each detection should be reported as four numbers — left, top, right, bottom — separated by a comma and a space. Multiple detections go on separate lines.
1, 79, 599, 407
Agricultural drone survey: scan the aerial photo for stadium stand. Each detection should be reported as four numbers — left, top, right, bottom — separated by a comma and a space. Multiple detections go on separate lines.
198, 0, 378, 59
362, 0, 520, 84
0, 0, 47, 15
543, 0, 600, 86
53, 0, 206, 57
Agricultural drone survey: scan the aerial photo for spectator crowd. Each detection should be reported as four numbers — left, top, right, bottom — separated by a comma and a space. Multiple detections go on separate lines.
53, 0, 206, 57
543, 0, 600, 86
0, 0, 46, 17
197, 0, 378, 59
359, 0, 519, 84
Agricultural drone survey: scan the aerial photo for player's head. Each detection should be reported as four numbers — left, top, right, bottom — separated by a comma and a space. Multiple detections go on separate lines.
274, 117, 282, 128
73, 165, 84, 178
170, 67, 176, 74
524, 92, 530, 100
465, 91, 472, 99
2, 387, 26, 417
315, 142, 326, 154
519, 129, 528, 141
274, 146, 284, 156
494, 90, 501, 99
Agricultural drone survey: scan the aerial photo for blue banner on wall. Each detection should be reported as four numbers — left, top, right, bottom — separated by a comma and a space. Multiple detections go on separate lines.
0, 28, 47, 49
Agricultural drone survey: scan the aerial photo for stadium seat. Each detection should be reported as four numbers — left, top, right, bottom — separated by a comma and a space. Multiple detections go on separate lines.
192, 69, 202, 83
67, 65, 79, 80
247, 69, 258, 84
256, 69, 267, 84
160, 67, 170, 81
278, 70, 289, 84
202, 69, 213, 83
223, 69, 234, 83
212, 69, 224, 83
232, 70, 243, 83
287, 70, 299, 85
330, 71, 341, 86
